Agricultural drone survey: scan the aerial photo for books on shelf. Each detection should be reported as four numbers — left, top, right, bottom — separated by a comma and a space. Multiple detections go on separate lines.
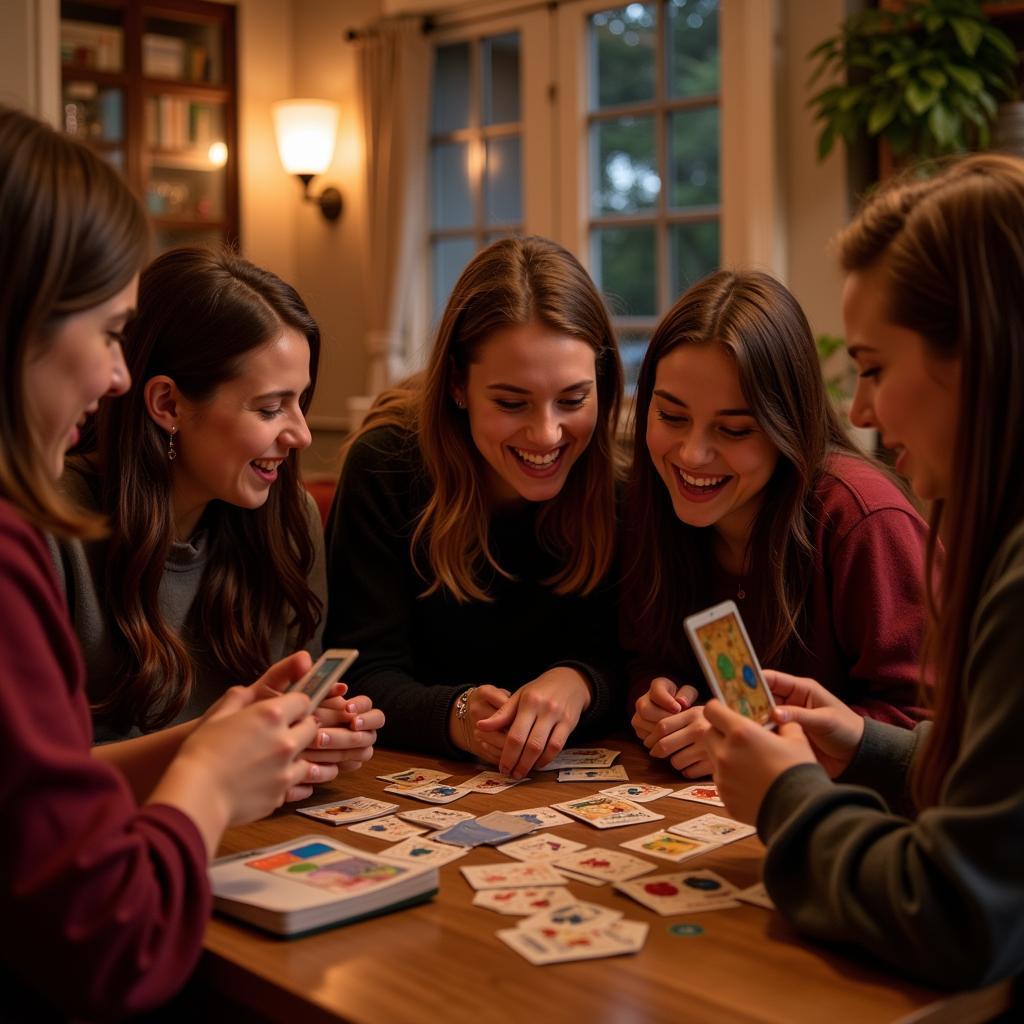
145, 96, 219, 151
143, 33, 212, 81
61, 20, 123, 72
210, 834, 439, 937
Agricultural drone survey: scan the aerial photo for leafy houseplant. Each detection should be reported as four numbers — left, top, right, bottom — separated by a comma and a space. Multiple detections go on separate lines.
809, 0, 1018, 162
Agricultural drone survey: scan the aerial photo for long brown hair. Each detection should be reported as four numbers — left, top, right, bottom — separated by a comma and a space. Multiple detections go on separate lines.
623, 270, 861, 669
346, 235, 623, 601
838, 154, 1024, 808
0, 105, 147, 537
91, 247, 322, 731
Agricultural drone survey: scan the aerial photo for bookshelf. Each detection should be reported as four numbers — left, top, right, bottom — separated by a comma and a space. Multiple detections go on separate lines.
60, 0, 238, 253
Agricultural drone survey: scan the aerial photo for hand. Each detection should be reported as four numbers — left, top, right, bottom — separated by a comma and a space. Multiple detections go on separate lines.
703, 699, 818, 824
477, 667, 592, 779
448, 685, 511, 763
765, 670, 865, 778
644, 705, 713, 779
632, 678, 693, 742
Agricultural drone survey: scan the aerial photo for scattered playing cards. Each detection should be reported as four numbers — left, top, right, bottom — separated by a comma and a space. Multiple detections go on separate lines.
552, 795, 665, 830
497, 919, 648, 965
504, 807, 574, 830
552, 848, 654, 884
397, 807, 475, 829
614, 870, 741, 915
388, 782, 473, 804
557, 766, 629, 783
668, 783, 725, 807
472, 887, 572, 916
668, 813, 756, 845
599, 783, 673, 803
376, 767, 451, 788
433, 812, 534, 848
619, 830, 718, 864
460, 861, 567, 891
347, 815, 428, 842
496, 833, 587, 862
538, 748, 621, 772
296, 796, 399, 826
460, 771, 530, 793
379, 836, 469, 866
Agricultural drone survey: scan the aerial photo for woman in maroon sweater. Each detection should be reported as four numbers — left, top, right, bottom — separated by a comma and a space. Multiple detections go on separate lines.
0, 107, 323, 1018
624, 270, 929, 777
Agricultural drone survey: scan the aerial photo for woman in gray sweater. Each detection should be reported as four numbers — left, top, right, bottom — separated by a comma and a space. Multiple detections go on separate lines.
703, 153, 1024, 990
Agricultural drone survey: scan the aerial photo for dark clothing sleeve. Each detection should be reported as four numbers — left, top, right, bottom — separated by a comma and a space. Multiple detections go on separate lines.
0, 502, 209, 1020
756, 522, 1024, 990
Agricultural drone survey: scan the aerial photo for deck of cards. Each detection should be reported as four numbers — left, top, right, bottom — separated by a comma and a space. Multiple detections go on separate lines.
537, 748, 621, 771
296, 796, 399, 826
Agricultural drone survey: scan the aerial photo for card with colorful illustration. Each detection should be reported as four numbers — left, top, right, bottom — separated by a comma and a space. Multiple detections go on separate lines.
552, 847, 655, 884
504, 807, 574, 830
433, 814, 532, 849
246, 840, 408, 897
516, 899, 622, 932
376, 767, 451, 789
619, 830, 718, 864
736, 882, 775, 910
460, 771, 530, 793
496, 833, 587, 862
378, 836, 469, 866
552, 795, 665, 830
497, 920, 648, 965
460, 861, 567, 891
397, 807, 475, 830
388, 782, 473, 804
598, 783, 673, 803
296, 796, 399, 826
668, 813, 756, 845
669, 783, 725, 807
472, 887, 572, 916
538, 748, 621, 771
614, 870, 741, 915
347, 815, 429, 842
557, 765, 629, 783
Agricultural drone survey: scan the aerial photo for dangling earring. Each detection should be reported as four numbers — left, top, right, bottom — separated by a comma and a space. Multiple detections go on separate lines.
167, 426, 177, 461
455, 397, 466, 409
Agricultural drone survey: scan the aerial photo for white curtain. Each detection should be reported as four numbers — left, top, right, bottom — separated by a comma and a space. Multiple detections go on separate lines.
355, 16, 431, 402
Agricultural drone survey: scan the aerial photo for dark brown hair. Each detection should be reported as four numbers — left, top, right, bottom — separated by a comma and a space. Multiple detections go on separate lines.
0, 105, 148, 535
623, 270, 861, 669
838, 154, 1024, 807
346, 235, 624, 601
92, 247, 322, 730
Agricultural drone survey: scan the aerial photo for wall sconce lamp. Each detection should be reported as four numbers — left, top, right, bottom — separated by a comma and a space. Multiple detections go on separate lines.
272, 99, 343, 222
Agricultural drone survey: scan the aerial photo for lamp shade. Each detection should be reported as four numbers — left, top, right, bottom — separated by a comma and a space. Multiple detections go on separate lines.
272, 99, 339, 175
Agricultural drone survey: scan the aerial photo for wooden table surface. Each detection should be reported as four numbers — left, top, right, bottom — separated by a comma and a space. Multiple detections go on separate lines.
201, 739, 1010, 1024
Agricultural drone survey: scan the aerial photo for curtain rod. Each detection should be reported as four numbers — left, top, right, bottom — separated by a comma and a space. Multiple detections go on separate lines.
346, 1, 559, 42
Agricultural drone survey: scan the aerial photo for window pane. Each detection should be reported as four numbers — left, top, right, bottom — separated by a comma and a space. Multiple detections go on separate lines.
483, 32, 520, 125
432, 42, 471, 133
668, 0, 720, 97
485, 135, 522, 225
591, 116, 659, 215
589, 4, 657, 109
592, 226, 656, 317
619, 329, 650, 388
431, 142, 473, 230
669, 220, 719, 299
433, 236, 477, 318
669, 107, 719, 208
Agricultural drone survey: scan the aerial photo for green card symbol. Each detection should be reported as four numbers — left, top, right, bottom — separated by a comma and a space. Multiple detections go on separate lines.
716, 653, 735, 681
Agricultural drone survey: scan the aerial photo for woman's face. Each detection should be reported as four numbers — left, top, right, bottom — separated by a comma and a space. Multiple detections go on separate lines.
23, 276, 137, 479
646, 344, 779, 542
459, 321, 599, 506
844, 267, 959, 502
169, 327, 313, 518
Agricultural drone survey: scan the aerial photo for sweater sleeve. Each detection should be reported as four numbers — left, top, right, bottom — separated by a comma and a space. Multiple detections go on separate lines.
756, 526, 1024, 990
323, 430, 464, 755
0, 513, 210, 1019
830, 507, 931, 726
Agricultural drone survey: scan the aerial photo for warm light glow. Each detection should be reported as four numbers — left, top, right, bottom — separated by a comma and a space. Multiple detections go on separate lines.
272, 99, 339, 175
208, 141, 228, 167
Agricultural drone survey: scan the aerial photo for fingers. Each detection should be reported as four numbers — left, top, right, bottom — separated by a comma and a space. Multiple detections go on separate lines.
676, 758, 713, 779
677, 684, 699, 708
702, 697, 743, 734
478, 692, 520, 733
284, 783, 314, 803
534, 720, 572, 771
258, 651, 314, 695
650, 677, 682, 712
763, 669, 825, 708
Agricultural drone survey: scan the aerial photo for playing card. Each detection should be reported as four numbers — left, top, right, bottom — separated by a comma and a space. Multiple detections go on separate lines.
433, 815, 530, 848
736, 882, 775, 910
460, 771, 530, 793
376, 767, 451, 788
295, 796, 399, 826
388, 782, 473, 804
668, 783, 725, 807
517, 899, 622, 931
668, 813, 756, 845
497, 920, 648, 965
397, 807, 475, 829
599, 783, 673, 803
553, 867, 607, 887
460, 861, 567, 891
552, 795, 665, 830
496, 833, 587, 862
553, 848, 655, 883
537, 748, 621, 771
614, 870, 741, 915
473, 811, 537, 840
472, 887, 572, 916
378, 836, 469, 866
347, 815, 429, 842
504, 807, 574, 830
619, 830, 719, 864
557, 766, 629, 783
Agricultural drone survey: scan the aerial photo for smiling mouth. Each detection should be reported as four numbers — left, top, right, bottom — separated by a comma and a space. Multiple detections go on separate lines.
509, 445, 566, 477
250, 458, 284, 482
673, 466, 732, 502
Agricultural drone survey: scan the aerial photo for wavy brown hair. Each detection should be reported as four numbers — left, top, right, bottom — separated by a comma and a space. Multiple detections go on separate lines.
345, 236, 623, 601
838, 154, 1024, 808
623, 270, 862, 670
91, 247, 322, 731
0, 105, 147, 537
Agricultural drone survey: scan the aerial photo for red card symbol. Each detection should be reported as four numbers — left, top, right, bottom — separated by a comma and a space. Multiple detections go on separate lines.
645, 882, 679, 896
693, 788, 717, 799
581, 858, 610, 868
495, 893, 514, 901
530, 899, 551, 907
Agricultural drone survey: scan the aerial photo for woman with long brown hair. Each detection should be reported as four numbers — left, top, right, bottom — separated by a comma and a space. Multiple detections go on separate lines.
0, 104, 322, 1018
625, 270, 929, 778
324, 236, 623, 777
704, 153, 1024, 987
51, 247, 382, 786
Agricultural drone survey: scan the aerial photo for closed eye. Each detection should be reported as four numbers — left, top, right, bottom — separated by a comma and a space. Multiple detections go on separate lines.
259, 407, 284, 420
494, 399, 527, 411
720, 426, 753, 439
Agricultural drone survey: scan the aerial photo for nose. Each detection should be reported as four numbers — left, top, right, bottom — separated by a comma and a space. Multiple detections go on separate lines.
524, 406, 562, 449
677, 431, 714, 467
107, 340, 131, 397
848, 376, 876, 430
283, 409, 313, 450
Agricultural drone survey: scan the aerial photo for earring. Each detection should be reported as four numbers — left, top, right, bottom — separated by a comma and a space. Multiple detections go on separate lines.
455, 397, 466, 409
167, 426, 177, 461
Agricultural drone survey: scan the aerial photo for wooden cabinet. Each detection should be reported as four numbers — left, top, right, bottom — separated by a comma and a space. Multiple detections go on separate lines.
60, 0, 238, 253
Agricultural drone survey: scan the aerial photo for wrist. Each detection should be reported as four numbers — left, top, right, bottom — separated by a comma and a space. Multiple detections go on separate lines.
450, 688, 476, 751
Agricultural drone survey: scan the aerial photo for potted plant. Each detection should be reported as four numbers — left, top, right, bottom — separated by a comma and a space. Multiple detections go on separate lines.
808, 0, 1018, 163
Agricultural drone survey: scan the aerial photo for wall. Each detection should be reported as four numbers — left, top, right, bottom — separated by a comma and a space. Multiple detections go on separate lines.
0, 0, 58, 120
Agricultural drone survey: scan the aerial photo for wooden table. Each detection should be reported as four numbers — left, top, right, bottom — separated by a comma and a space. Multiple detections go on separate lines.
200, 739, 1010, 1024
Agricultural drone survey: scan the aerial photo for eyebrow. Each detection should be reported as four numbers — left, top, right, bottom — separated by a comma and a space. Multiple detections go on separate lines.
652, 388, 752, 417
485, 380, 594, 395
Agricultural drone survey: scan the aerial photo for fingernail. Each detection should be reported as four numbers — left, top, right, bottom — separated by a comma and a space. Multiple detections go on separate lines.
347, 703, 358, 713
354, 718, 364, 730
318, 730, 329, 748
309, 763, 320, 782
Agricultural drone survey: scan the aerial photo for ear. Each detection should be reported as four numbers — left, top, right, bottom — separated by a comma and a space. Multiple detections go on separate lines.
449, 369, 467, 409
144, 376, 181, 432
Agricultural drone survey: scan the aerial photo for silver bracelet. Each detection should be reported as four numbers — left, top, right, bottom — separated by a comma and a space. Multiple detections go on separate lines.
455, 687, 476, 748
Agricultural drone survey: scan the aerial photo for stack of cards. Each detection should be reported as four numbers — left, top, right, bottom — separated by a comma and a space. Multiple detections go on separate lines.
377, 767, 451, 789
537, 748, 620, 772
614, 869, 741, 915
297, 797, 399, 826
552, 795, 665, 830
433, 812, 536, 848
557, 766, 629, 783
668, 813, 756, 845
